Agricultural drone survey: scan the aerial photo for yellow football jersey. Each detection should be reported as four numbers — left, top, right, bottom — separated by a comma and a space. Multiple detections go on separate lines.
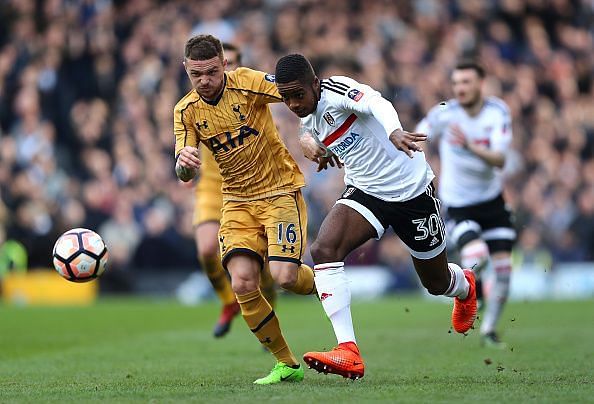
197, 142, 221, 185
174, 67, 305, 201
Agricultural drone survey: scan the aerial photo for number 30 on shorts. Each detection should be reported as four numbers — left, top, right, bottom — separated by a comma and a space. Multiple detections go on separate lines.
276, 222, 297, 244
412, 214, 442, 241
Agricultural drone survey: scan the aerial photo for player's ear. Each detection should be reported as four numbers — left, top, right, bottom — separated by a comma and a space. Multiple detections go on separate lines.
313, 76, 320, 92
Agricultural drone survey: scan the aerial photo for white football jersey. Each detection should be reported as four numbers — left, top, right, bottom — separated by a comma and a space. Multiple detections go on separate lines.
416, 97, 512, 207
300, 76, 434, 202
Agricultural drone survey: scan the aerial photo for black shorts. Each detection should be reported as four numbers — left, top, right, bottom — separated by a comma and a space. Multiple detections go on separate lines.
446, 194, 516, 252
337, 183, 446, 259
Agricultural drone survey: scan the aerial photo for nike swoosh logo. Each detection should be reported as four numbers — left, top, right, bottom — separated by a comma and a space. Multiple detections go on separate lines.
353, 362, 362, 366
280, 367, 300, 381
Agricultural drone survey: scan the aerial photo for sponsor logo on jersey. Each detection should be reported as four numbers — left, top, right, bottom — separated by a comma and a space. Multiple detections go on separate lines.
208, 125, 259, 153
347, 88, 364, 102
328, 131, 362, 157
264, 74, 275, 82
323, 112, 336, 126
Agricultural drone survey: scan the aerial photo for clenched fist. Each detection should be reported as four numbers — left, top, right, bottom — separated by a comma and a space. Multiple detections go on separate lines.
300, 131, 328, 161
175, 146, 201, 182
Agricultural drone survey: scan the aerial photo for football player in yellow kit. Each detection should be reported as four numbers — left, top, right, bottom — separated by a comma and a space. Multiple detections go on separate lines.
175, 35, 316, 384
192, 42, 277, 338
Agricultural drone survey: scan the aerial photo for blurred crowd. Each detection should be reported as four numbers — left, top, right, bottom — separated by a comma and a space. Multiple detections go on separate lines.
0, 0, 593, 287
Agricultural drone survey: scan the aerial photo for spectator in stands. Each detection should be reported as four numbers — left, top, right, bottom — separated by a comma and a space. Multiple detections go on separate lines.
0, 0, 592, 278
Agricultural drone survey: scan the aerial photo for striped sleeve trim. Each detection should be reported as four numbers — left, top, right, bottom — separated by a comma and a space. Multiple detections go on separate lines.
321, 79, 348, 95
326, 78, 349, 90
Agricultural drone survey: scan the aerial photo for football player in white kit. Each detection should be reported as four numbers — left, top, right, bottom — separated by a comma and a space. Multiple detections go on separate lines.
274, 54, 478, 380
417, 61, 515, 349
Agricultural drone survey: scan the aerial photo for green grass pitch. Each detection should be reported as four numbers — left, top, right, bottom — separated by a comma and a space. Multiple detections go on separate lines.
1, 295, 593, 403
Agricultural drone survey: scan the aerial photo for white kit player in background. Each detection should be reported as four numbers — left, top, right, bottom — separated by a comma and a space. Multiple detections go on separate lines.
417, 60, 516, 349
274, 54, 478, 379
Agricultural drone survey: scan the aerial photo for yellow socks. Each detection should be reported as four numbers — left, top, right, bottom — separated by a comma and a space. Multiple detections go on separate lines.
200, 255, 236, 305
286, 264, 316, 295
260, 263, 277, 309
236, 289, 298, 366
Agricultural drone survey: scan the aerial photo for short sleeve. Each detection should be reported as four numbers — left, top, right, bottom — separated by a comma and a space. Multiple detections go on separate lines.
490, 107, 513, 152
416, 103, 448, 140
174, 101, 199, 159
235, 67, 282, 105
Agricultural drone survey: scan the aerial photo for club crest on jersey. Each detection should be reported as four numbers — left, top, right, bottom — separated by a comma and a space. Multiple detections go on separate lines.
323, 112, 336, 126
264, 74, 275, 82
348, 88, 364, 102
232, 104, 246, 121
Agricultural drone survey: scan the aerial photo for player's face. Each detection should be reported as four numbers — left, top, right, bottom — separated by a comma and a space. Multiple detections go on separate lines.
451, 69, 482, 107
224, 49, 240, 71
277, 79, 319, 118
184, 56, 227, 100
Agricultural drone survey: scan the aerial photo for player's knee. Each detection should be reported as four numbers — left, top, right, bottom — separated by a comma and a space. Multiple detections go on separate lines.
452, 221, 481, 249
269, 263, 298, 290
198, 238, 219, 259
310, 240, 340, 263
275, 272, 297, 290
230, 275, 258, 295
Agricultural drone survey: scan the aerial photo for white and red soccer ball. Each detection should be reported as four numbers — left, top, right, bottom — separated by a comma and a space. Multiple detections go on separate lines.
52, 228, 109, 283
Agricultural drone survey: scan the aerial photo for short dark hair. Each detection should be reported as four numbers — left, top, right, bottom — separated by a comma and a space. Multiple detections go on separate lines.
454, 60, 485, 78
275, 54, 316, 84
185, 34, 223, 61
222, 42, 242, 64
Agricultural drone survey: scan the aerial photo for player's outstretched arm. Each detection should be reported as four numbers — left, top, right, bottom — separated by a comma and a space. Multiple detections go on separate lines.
299, 130, 327, 160
316, 155, 343, 172
388, 129, 427, 158
450, 124, 505, 168
175, 146, 201, 182
299, 131, 343, 171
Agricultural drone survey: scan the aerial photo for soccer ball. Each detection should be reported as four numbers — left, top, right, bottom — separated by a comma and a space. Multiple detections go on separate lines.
52, 228, 109, 283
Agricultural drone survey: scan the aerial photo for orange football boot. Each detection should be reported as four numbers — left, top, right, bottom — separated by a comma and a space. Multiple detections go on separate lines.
303, 341, 365, 380
452, 269, 477, 333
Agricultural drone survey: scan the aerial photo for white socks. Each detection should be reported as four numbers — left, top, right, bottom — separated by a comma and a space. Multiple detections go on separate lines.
444, 263, 470, 299
460, 240, 490, 275
313, 262, 356, 344
481, 256, 512, 334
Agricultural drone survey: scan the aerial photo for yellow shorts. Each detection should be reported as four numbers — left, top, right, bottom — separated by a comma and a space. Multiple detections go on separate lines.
219, 191, 307, 269
193, 177, 223, 225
